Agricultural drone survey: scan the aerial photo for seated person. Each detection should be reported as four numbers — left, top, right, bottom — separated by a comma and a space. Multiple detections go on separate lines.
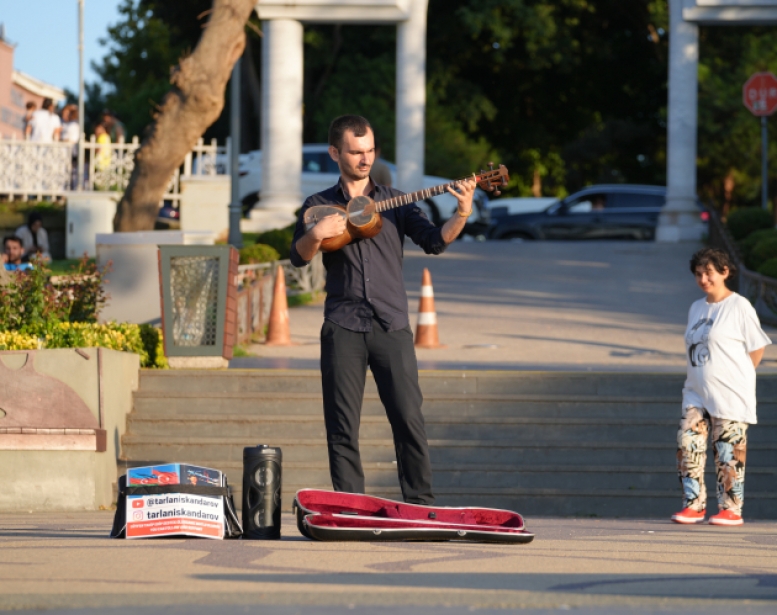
3, 236, 34, 271
15, 212, 51, 262
591, 195, 606, 211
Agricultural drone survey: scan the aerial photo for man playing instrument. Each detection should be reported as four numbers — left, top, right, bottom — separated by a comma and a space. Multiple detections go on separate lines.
290, 115, 476, 504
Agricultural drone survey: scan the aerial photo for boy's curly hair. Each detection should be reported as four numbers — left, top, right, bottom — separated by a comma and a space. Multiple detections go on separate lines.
689, 247, 737, 278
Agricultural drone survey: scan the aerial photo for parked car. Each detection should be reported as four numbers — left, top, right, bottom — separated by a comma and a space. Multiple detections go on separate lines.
488, 197, 557, 218
488, 185, 709, 241
240, 144, 491, 235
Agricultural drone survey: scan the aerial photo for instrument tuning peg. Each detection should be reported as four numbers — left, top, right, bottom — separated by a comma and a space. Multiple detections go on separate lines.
494, 189, 501, 197
488, 162, 495, 172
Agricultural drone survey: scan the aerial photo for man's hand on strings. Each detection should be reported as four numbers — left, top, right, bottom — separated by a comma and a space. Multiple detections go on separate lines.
446, 176, 477, 216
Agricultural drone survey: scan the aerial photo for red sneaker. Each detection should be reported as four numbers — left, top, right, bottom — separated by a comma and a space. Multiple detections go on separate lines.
671, 507, 706, 524
708, 510, 743, 526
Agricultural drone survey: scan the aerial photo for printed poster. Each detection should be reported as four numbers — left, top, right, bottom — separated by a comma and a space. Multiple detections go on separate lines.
125, 464, 224, 540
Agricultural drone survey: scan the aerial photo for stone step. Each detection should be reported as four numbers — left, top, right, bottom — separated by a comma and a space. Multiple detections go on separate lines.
120, 436, 777, 467
124, 413, 777, 442
131, 391, 720, 419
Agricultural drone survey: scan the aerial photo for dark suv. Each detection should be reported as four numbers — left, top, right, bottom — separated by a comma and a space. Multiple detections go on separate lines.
488, 185, 708, 241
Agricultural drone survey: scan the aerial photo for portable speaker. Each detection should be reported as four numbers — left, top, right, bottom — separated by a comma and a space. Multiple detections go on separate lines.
242, 445, 282, 539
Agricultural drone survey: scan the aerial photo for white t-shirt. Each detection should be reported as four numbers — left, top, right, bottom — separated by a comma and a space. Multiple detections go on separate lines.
28, 109, 62, 143
61, 120, 80, 144
682, 292, 772, 424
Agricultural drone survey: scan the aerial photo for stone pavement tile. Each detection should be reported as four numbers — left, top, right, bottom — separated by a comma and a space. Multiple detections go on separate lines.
1, 513, 776, 613
241, 241, 777, 373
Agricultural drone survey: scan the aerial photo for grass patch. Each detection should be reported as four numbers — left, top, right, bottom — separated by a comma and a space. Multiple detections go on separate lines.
48, 258, 95, 275
288, 292, 323, 307
232, 344, 253, 358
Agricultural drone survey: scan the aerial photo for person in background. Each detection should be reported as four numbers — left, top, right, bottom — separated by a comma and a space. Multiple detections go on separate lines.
15, 212, 51, 263
22, 101, 36, 139
672, 247, 771, 527
2, 236, 33, 271
61, 104, 81, 189
101, 109, 125, 142
94, 124, 112, 175
371, 137, 393, 187
27, 98, 61, 142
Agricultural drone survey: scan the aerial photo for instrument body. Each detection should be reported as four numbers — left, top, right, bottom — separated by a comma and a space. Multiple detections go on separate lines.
303, 164, 509, 253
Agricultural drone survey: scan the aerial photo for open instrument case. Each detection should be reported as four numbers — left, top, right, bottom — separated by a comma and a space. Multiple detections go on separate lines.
293, 489, 534, 544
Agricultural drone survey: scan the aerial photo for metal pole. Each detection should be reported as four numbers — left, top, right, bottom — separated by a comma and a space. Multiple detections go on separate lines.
228, 58, 243, 248
77, 0, 85, 191
762, 115, 769, 211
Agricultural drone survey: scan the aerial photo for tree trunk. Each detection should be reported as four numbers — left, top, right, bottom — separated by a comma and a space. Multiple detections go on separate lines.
113, 0, 257, 231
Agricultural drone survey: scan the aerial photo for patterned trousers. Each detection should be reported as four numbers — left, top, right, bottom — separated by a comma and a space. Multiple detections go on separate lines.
677, 406, 748, 516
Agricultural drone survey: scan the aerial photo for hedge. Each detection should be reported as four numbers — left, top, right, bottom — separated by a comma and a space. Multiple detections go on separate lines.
757, 258, 777, 279
0, 322, 167, 369
749, 237, 777, 272
726, 208, 773, 241
239, 243, 280, 265
739, 228, 777, 268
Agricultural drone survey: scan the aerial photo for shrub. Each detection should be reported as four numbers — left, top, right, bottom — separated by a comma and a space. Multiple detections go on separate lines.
749, 237, 777, 272
726, 208, 773, 241
239, 243, 280, 265
0, 256, 109, 335
0, 322, 167, 368
244, 223, 295, 259
757, 258, 777, 280
739, 228, 777, 267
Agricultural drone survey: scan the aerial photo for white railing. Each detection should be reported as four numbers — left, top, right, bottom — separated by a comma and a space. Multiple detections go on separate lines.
0, 136, 228, 202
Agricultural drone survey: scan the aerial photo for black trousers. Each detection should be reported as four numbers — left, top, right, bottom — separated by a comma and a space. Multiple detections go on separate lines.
320, 317, 434, 504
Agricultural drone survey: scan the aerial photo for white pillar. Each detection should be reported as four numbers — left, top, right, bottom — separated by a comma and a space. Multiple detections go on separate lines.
395, 0, 429, 193
246, 19, 303, 232
657, 0, 705, 242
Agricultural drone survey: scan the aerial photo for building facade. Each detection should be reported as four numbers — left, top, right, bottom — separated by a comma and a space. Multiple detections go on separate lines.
0, 32, 65, 140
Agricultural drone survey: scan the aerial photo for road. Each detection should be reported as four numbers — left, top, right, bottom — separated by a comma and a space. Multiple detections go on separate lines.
237, 240, 777, 372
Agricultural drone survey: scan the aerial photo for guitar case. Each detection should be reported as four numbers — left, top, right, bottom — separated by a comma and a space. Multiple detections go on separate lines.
292, 489, 534, 544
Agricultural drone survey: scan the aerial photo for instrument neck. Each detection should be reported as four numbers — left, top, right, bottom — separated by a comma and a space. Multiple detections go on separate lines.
375, 179, 472, 213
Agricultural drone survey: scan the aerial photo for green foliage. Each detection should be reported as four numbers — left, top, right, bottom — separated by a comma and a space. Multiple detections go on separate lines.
239, 243, 280, 265
757, 258, 777, 279
726, 208, 773, 241
749, 237, 777, 272
243, 225, 295, 259
139, 324, 168, 369
0, 322, 166, 368
697, 27, 777, 209
287, 292, 316, 308
738, 228, 777, 268
0, 256, 108, 335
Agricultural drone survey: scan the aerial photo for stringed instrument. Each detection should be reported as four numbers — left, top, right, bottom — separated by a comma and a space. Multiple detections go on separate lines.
304, 163, 510, 252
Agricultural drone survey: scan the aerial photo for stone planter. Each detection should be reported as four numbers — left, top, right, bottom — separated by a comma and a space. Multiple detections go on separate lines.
0, 348, 139, 511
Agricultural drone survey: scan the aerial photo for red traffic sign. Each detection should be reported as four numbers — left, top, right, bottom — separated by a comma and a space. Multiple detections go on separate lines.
743, 72, 777, 116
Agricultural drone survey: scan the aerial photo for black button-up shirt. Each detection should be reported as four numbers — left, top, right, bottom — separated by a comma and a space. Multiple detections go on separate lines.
290, 181, 448, 332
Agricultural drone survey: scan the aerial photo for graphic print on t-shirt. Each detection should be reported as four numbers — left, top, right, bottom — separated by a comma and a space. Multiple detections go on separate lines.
686, 318, 714, 367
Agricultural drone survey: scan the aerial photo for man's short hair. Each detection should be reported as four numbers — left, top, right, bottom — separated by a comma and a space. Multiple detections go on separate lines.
27, 212, 43, 227
328, 115, 372, 151
42, 98, 53, 110
25, 101, 36, 110
690, 247, 737, 278
3, 236, 22, 248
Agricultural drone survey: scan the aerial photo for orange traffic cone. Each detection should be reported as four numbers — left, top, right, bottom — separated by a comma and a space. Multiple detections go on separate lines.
265, 266, 293, 346
414, 268, 445, 349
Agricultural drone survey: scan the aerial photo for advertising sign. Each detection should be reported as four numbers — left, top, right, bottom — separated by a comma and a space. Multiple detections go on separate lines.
125, 464, 224, 540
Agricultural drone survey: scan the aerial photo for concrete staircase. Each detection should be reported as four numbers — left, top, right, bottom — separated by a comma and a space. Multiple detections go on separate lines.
119, 370, 777, 518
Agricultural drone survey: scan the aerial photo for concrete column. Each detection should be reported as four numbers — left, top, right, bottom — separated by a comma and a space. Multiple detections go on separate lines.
395, 0, 429, 193
246, 19, 303, 232
657, 0, 705, 242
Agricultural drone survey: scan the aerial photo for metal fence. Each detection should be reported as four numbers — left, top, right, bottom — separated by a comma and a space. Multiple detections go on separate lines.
708, 208, 777, 326
0, 136, 227, 201
235, 254, 325, 345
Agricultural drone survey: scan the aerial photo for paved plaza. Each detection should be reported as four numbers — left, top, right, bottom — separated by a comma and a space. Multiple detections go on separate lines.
238, 240, 777, 372
2, 512, 777, 614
